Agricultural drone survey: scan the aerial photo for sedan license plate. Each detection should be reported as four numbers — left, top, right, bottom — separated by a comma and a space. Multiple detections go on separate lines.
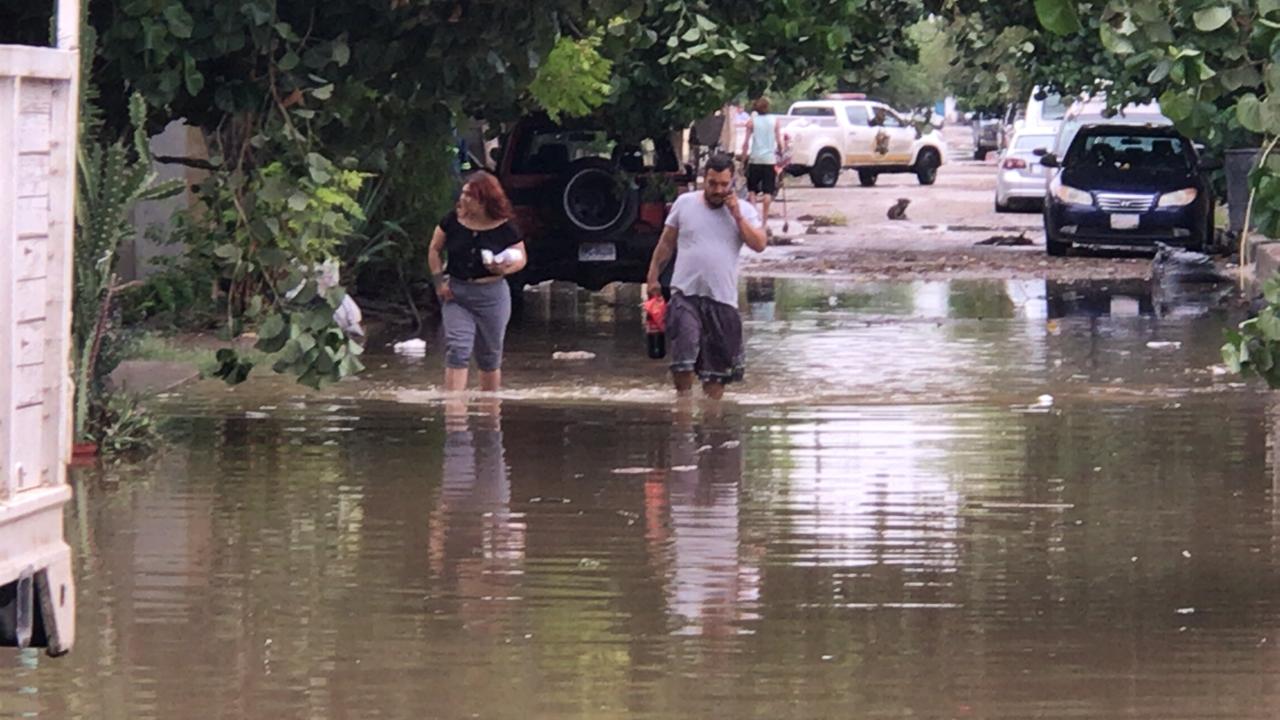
578, 241, 617, 262
1110, 213, 1140, 230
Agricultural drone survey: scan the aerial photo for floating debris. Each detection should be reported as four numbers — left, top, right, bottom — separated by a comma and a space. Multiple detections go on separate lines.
393, 338, 427, 355
1146, 341, 1182, 350
552, 351, 597, 361
611, 467, 658, 475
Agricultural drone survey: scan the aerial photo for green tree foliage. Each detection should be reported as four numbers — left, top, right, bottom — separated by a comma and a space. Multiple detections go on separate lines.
530, 35, 614, 122
863, 19, 956, 111
931, 1, 1148, 111
39, 0, 932, 388
599, 0, 923, 138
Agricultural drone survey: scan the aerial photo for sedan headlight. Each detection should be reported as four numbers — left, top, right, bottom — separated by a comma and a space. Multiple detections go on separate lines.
1157, 188, 1198, 207
1052, 183, 1093, 206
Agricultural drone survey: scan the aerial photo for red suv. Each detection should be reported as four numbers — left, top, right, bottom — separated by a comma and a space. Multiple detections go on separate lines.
493, 116, 694, 290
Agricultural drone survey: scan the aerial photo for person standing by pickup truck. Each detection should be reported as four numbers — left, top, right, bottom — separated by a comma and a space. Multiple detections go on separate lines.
645, 154, 768, 400
740, 97, 784, 234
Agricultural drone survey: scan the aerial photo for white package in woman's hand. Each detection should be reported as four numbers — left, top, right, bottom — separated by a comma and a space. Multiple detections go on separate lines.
494, 247, 524, 264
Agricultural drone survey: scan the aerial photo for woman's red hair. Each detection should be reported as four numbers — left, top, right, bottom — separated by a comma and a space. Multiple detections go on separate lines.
463, 171, 513, 221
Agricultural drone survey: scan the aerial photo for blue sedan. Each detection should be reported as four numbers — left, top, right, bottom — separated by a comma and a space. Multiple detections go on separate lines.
1040, 124, 1217, 257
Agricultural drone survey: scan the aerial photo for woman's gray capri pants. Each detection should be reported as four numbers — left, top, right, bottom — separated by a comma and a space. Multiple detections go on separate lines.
442, 278, 512, 371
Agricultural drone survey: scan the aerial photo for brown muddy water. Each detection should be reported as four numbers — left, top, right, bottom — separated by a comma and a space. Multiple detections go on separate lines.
5, 278, 1280, 719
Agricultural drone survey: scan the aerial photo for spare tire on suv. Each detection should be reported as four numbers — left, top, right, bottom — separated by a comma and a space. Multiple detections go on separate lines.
561, 157, 639, 240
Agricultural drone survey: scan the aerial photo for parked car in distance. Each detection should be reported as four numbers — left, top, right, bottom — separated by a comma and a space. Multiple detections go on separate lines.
781, 96, 947, 187
493, 115, 693, 291
994, 127, 1058, 212
971, 112, 1002, 160
1040, 124, 1219, 256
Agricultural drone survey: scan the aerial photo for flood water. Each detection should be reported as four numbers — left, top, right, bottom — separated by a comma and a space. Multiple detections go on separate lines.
6, 278, 1280, 719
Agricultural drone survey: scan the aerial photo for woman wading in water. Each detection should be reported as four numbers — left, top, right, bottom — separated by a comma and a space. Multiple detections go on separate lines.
428, 171, 527, 392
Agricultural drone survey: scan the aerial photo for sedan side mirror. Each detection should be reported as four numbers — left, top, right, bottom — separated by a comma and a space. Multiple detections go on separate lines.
1039, 153, 1059, 168
1032, 147, 1048, 157
1199, 158, 1223, 172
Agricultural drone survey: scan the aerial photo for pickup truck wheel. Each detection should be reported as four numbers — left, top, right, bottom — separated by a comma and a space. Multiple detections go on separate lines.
914, 149, 940, 185
561, 157, 639, 240
857, 170, 878, 187
809, 152, 840, 188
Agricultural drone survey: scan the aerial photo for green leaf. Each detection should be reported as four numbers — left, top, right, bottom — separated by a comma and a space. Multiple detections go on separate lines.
183, 55, 204, 96
1264, 0, 1280, 17
1263, 274, 1280, 304
279, 51, 300, 71
163, 5, 195, 38
259, 313, 288, 340
1101, 24, 1135, 54
288, 192, 309, 211
1260, 308, 1280, 340
1223, 339, 1243, 373
311, 84, 335, 100
332, 40, 351, 67
1238, 94, 1265, 133
1034, 0, 1082, 35
1192, 6, 1232, 32
1148, 59, 1172, 84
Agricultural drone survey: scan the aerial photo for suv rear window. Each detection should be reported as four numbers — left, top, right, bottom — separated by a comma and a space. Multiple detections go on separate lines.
1066, 132, 1190, 171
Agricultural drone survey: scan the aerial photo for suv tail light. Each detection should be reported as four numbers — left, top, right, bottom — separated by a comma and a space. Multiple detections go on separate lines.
1002, 157, 1027, 170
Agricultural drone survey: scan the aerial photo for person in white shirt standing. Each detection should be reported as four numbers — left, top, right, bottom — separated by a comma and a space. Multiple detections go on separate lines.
645, 154, 768, 400
740, 97, 784, 234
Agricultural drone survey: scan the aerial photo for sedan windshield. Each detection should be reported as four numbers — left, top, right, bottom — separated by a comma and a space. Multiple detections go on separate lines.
1065, 133, 1191, 172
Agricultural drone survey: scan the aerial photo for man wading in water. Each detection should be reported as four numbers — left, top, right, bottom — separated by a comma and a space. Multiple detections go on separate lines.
645, 153, 768, 399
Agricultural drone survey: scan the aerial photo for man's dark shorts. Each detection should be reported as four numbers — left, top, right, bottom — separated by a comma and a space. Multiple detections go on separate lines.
746, 163, 777, 195
666, 291, 745, 385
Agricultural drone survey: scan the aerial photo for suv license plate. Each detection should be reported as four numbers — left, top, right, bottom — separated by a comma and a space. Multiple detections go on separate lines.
578, 242, 617, 262
1110, 214, 1140, 230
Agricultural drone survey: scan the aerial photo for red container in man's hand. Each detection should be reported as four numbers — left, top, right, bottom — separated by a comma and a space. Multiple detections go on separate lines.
643, 295, 667, 359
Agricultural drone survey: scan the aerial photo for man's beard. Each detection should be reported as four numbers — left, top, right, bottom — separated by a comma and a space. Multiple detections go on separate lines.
704, 190, 727, 207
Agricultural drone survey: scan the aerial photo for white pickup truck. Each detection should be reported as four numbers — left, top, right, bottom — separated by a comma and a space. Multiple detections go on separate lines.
781, 98, 947, 188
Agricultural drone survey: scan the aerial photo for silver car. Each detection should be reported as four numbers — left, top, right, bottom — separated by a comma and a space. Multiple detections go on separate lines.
994, 128, 1058, 212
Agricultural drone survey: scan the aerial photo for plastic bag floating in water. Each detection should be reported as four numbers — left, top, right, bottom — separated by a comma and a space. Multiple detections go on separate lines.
393, 338, 427, 355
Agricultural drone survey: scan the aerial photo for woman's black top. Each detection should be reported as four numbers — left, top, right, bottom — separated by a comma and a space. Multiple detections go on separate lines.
438, 211, 520, 281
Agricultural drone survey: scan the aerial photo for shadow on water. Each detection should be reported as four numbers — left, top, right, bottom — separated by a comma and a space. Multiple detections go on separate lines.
6, 277, 1279, 719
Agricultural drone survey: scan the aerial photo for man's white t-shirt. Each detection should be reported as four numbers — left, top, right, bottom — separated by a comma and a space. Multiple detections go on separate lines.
665, 190, 761, 308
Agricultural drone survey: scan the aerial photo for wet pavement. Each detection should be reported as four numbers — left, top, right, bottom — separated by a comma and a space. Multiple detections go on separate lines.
5, 278, 1280, 719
